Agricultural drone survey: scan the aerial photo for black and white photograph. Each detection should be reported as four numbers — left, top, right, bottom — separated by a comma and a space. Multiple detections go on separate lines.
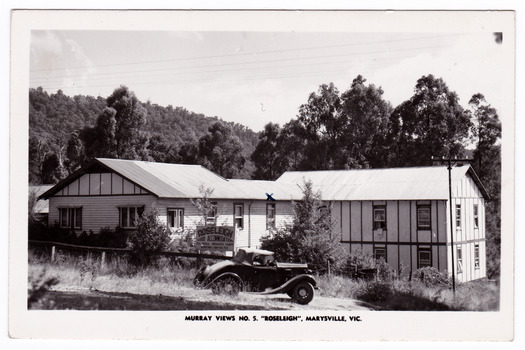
8, 8, 516, 341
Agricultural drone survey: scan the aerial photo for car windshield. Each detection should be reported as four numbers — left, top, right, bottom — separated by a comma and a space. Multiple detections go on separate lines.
253, 254, 275, 266
232, 249, 248, 264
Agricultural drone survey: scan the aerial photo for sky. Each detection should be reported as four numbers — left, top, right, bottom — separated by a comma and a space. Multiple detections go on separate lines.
29, 28, 510, 133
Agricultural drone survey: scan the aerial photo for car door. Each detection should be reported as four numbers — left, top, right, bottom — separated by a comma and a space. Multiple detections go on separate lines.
252, 265, 279, 291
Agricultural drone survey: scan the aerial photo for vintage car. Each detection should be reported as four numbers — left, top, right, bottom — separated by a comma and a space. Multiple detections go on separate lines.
193, 248, 317, 304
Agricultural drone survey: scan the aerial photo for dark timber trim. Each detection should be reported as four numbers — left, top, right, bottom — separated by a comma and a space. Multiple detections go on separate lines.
340, 240, 447, 246
397, 200, 401, 274
409, 200, 413, 272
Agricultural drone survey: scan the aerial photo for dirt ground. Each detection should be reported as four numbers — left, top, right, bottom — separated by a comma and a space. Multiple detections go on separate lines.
32, 286, 372, 311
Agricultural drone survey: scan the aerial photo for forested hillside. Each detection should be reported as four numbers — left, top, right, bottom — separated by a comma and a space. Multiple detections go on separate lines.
29, 86, 259, 184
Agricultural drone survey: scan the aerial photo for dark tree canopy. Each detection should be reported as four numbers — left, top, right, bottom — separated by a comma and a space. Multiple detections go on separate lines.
388, 75, 472, 166
198, 122, 246, 178
253, 76, 393, 174
468, 93, 501, 279
105, 86, 149, 160
296, 82, 343, 170
340, 75, 392, 168
251, 122, 286, 180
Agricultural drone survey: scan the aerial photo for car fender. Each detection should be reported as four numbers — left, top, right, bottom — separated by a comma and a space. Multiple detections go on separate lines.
204, 272, 244, 289
256, 274, 317, 295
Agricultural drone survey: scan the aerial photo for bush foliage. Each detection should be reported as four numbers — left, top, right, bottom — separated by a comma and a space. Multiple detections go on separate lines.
127, 206, 170, 266
260, 180, 347, 274
28, 223, 128, 248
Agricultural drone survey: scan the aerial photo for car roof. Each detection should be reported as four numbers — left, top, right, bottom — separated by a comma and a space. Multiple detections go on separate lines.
237, 248, 274, 256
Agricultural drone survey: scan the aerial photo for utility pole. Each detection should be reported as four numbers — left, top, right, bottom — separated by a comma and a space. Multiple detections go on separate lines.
431, 156, 472, 296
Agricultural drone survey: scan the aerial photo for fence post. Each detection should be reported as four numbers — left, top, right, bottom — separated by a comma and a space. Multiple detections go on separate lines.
196, 250, 202, 268
51, 245, 56, 263
101, 251, 106, 269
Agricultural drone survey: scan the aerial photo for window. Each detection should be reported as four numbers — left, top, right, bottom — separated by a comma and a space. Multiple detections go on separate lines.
167, 208, 184, 229
457, 246, 463, 273
59, 207, 82, 229
455, 204, 461, 229
474, 244, 480, 269
417, 205, 431, 230
418, 248, 432, 268
319, 205, 330, 216
373, 206, 386, 230
374, 247, 387, 261
119, 206, 144, 229
206, 202, 217, 226
473, 204, 479, 229
266, 203, 276, 229
234, 203, 244, 229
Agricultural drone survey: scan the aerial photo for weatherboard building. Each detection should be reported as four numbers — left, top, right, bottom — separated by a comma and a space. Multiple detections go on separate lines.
40, 158, 488, 282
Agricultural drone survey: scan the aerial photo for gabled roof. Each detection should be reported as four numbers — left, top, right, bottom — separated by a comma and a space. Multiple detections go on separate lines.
29, 185, 53, 214
97, 158, 233, 198
276, 165, 489, 201
39, 158, 302, 201
40, 159, 489, 202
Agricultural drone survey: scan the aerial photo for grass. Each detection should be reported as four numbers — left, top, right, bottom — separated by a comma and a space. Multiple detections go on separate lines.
29, 249, 198, 298
316, 274, 500, 311
28, 248, 500, 311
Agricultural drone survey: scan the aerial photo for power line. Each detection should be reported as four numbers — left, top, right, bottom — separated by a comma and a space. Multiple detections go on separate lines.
30, 54, 425, 84
33, 65, 379, 91
30, 33, 458, 73
30, 44, 452, 81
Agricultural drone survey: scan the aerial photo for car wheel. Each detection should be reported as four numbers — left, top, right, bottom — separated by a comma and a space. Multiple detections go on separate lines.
292, 282, 314, 305
211, 277, 241, 296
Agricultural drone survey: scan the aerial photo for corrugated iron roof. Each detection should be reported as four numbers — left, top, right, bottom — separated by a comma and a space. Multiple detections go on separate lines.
276, 165, 477, 201
96, 159, 303, 200
30, 185, 53, 213
96, 158, 234, 199
41, 158, 488, 202
227, 179, 303, 201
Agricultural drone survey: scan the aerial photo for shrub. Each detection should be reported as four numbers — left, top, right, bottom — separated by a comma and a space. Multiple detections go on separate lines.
412, 266, 452, 287
127, 206, 170, 266
356, 282, 393, 303
29, 222, 128, 248
375, 257, 397, 281
342, 248, 396, 281
260, 180, 347, 274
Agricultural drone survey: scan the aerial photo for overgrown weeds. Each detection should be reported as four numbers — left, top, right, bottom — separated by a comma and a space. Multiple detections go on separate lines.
316, 272, 499, 311
28, 265, 59, 309
28, 248, 198, 298
28, 248, 499, 312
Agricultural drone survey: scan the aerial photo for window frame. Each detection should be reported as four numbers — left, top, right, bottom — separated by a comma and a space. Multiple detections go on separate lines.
119, 205, 144, 229
233, 202, 244, 230
167, 208, 184, 229
455, 204, 462, 229
373, 205, 387, 230
58, 207, 82, 230
474, 243, 480, 269
266, 203, 276, 230
473, 204, 479, 229
417, 205, 432, 230
206, 201, 217, 226
417, 247, 432, 269
457, 246, 463, 273
373, 247, 387, 262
